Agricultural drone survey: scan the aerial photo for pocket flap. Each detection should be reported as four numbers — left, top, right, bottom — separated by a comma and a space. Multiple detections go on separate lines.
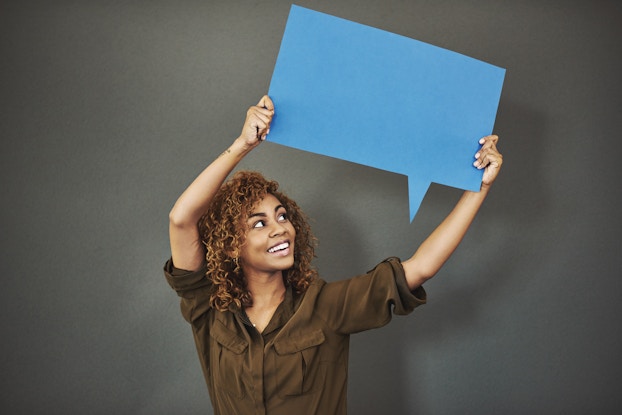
274, 329, 325, 355
210, 320, 248, 354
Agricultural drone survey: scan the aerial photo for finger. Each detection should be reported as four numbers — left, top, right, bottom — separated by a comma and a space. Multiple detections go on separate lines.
257, 95, 275, 111
479, 152, 493, 169
475, 154, 490, 170
474, 136, 500, 163
249, 117, 266, 128
247, 117, 266, 138
483, 152, 503, 171
477, 136, 498, 159
474, 147, 489, 168
477, 136, 497, 155
250, 109, 274, 131
479, 134, 499, 146
249, 118, 267, 133
474, 147, 500, 169
263, 95, 275, 111
250, 117, 272, 141
248, 102, 274, 116
249, 108, 272, 125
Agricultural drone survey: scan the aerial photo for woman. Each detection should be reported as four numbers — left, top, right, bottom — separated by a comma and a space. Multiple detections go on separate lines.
165, 95, 503, 414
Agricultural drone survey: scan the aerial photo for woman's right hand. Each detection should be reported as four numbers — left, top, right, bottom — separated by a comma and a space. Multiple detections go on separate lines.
238, 95, 275, 150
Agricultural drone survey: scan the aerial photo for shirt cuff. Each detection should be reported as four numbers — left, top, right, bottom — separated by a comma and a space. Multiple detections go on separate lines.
382, 257, 427, 315
163, 258, 210, 293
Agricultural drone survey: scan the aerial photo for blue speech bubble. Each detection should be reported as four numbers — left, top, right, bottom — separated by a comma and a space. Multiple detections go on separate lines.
268, 5, 505, 221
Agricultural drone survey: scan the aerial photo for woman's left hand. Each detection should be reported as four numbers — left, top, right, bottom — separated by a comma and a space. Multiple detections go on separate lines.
473, 134, 503, 188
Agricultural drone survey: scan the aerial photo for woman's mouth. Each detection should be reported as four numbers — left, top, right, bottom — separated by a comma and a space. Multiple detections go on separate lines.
268, 242, 290, 254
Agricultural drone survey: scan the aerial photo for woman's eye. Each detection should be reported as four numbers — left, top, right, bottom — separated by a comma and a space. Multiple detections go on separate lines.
278, 213, 288, 222
253, 220, 266, 228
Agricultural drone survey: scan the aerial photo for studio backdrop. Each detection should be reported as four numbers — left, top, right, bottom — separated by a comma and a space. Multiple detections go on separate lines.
1, 1, 621, 414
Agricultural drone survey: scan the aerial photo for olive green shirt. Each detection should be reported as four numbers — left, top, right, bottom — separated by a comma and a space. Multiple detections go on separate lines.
164, 257, 426, 415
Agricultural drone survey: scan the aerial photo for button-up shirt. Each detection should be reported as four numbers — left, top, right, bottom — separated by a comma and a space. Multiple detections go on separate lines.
164, 257, 426, 415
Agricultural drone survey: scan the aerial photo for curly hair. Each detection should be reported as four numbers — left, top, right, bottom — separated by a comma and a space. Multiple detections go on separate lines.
198, 171, 317, 312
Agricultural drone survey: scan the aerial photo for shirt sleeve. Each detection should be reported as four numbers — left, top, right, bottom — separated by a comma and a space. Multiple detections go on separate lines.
317, 257, 427, 334
163, 258, 212, 323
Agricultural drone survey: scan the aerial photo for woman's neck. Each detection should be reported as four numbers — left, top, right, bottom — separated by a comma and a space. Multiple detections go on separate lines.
244, 271, 286, 332
245, 270, 286, 307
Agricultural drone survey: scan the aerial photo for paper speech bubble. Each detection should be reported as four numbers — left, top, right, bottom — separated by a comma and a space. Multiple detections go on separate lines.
268, 5, 505, 221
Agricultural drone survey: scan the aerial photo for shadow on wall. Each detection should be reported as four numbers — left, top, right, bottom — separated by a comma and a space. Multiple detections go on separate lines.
405, 98, 546, 412
346, 97, 548, 414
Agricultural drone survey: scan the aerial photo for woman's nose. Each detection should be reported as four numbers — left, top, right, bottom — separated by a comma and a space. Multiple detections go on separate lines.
270, 222, 287, 237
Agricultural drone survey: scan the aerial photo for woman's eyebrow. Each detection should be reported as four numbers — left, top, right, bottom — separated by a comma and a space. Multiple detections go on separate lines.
248, 205, 285, 220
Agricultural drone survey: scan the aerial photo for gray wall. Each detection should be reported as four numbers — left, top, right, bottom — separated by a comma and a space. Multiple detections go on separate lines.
2, 0, 621, 414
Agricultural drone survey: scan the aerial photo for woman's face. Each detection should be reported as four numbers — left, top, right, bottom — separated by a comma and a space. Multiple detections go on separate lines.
239, 194, 296, 279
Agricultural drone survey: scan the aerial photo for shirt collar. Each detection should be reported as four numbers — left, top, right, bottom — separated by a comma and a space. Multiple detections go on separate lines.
233, 284, 297, 335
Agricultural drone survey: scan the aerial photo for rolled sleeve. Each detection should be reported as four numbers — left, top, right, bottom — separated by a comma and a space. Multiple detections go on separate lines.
317, 257, 427, 334
163, 258, 210, 296
163, 259, 212, 323
384, 257, 427, 315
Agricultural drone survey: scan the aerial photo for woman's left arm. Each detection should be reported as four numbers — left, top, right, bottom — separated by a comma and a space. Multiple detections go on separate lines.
401, 134, 503, 290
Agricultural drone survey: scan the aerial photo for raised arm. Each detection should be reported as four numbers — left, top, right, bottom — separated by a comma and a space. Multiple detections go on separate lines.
168, 96, 274, 271
401, 134, 503, 290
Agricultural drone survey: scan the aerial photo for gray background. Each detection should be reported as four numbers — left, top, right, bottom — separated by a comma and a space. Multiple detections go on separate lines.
2, 0, 621, 414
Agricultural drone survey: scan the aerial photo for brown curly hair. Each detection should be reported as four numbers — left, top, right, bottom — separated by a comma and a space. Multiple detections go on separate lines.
198, 171, 317, 312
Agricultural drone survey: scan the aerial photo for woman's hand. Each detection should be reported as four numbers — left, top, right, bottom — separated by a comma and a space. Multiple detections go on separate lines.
237, 95, 275, 151
473, 134, 503, 188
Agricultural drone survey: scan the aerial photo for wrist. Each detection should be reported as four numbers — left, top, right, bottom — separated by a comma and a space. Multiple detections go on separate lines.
480, 182, 493, 193
227, 137, 253, 158
464, 184, 490, 202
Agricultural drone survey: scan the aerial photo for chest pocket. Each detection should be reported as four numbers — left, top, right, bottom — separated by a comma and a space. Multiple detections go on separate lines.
210, 320, 249, 399
270, 329, 326, 397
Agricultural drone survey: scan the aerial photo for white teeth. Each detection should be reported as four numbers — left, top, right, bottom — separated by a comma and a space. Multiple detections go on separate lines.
268, 242, 289, 253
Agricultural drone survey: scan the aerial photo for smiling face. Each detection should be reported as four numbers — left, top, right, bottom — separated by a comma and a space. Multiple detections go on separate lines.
238, 193, 296, 280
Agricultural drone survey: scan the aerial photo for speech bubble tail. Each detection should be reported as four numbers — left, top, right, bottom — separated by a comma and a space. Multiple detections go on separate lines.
408, 177, 431, 222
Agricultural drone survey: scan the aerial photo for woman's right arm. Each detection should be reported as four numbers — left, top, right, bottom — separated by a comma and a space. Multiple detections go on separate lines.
168, 95, 274, 271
